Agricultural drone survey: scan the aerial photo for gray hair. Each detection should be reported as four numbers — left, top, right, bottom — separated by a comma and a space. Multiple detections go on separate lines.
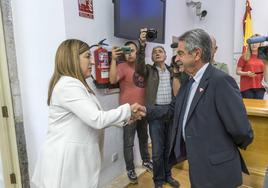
178, 28, 212, 63
151, 46, 166, 62
152, 45, 166, 54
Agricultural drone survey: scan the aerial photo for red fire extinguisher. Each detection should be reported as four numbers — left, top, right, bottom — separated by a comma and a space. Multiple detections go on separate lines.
91, 39, 110, 88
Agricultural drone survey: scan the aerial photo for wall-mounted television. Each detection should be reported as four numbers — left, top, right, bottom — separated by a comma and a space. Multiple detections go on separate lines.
113, 0, 166, 44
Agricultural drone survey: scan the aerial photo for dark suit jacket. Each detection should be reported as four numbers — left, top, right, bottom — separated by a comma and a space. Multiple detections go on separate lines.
147, 64, 254, 188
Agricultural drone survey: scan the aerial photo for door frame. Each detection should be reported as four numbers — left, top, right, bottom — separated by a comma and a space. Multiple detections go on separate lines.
0, 8, 22, 188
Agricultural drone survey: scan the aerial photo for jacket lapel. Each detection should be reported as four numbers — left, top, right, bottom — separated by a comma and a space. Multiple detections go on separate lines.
185, 64, 212, 124
169, 81, 189, 153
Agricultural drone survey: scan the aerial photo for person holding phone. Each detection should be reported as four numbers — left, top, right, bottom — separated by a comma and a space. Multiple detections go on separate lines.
109, 41, 153, 184
236, 34, 265, 99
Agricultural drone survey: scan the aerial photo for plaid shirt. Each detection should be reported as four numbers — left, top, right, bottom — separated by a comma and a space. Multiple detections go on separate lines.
155, 66, 172, 105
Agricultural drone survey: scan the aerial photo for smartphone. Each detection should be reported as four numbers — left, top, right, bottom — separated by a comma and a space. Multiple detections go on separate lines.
120, 46, 131, 54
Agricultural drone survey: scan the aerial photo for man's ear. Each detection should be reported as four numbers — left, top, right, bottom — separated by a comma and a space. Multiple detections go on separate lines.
193, 48, 202, 61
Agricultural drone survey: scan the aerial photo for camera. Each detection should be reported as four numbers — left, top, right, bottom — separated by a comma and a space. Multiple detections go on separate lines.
247, 36, 268, 61
108, 50, 126, 63
258, 46, 268, 61
108, 46, 130, 63
200, 10, 207, 18
120, 46, 131, 54
186, 1, 207, 20
118, 46, 131, 62
146, 29, 157, 42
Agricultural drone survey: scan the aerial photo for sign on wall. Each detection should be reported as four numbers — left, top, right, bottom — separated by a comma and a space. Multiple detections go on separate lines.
78, 0, 94, 19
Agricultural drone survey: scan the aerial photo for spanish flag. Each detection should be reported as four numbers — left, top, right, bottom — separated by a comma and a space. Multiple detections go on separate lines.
243, 0, 253, 52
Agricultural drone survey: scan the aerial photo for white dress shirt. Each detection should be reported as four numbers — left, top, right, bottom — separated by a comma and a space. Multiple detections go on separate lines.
182, 63, 209, 139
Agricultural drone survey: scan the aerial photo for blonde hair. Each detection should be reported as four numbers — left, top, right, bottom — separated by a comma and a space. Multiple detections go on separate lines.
243, 34, 261, 61
47, 39, 93, 105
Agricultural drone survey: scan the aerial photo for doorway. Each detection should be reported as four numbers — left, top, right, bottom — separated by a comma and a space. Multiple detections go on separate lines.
0, 8, 21, 188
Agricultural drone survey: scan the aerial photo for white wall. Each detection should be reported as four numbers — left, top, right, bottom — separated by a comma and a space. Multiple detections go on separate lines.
145, 0, 235, 75
11, 0, 66, 186
194, 0, 235, 74
250, 0, 268, 37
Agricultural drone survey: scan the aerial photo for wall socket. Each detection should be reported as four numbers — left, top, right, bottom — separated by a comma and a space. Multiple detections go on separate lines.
112, 152, 118, 162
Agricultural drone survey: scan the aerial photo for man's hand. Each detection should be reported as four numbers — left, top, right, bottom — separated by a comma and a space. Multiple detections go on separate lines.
111, 47, 123, 61
129, 103, 146, 124
139, 28, 147, 46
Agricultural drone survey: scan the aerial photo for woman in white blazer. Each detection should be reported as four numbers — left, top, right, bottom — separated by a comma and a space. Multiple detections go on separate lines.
32, 39, 145, 188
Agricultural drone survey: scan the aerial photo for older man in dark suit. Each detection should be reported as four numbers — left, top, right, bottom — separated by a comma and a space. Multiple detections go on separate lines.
146, 28, 254, 188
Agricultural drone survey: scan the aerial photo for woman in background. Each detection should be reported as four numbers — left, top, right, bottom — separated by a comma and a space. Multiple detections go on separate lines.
236, 34, 265, 99
32, 39, 145, 188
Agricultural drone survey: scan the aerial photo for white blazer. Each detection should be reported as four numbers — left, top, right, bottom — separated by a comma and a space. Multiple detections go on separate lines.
32, 76, 131, 188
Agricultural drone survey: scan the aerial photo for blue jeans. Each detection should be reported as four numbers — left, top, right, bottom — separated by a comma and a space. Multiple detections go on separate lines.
123, 118, 150, 171
241, 88, 265, 99
149, 119, 172, 184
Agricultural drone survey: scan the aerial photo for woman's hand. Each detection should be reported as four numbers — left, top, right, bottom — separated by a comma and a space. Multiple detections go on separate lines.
246, 71, 256, 77
129, 103, 146, 124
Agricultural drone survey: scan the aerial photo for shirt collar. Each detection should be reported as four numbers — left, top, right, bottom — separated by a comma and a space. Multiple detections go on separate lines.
193, 63, 209, 84
156, 64, 167, 72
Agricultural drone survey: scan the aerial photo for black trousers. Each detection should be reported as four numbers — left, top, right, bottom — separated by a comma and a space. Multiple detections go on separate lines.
241, 88, 265, 99
123, 118, 150, 171
149, 119, 172, 184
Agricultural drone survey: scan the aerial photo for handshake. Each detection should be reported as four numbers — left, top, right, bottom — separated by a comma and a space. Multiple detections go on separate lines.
129, 103, 146, 124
